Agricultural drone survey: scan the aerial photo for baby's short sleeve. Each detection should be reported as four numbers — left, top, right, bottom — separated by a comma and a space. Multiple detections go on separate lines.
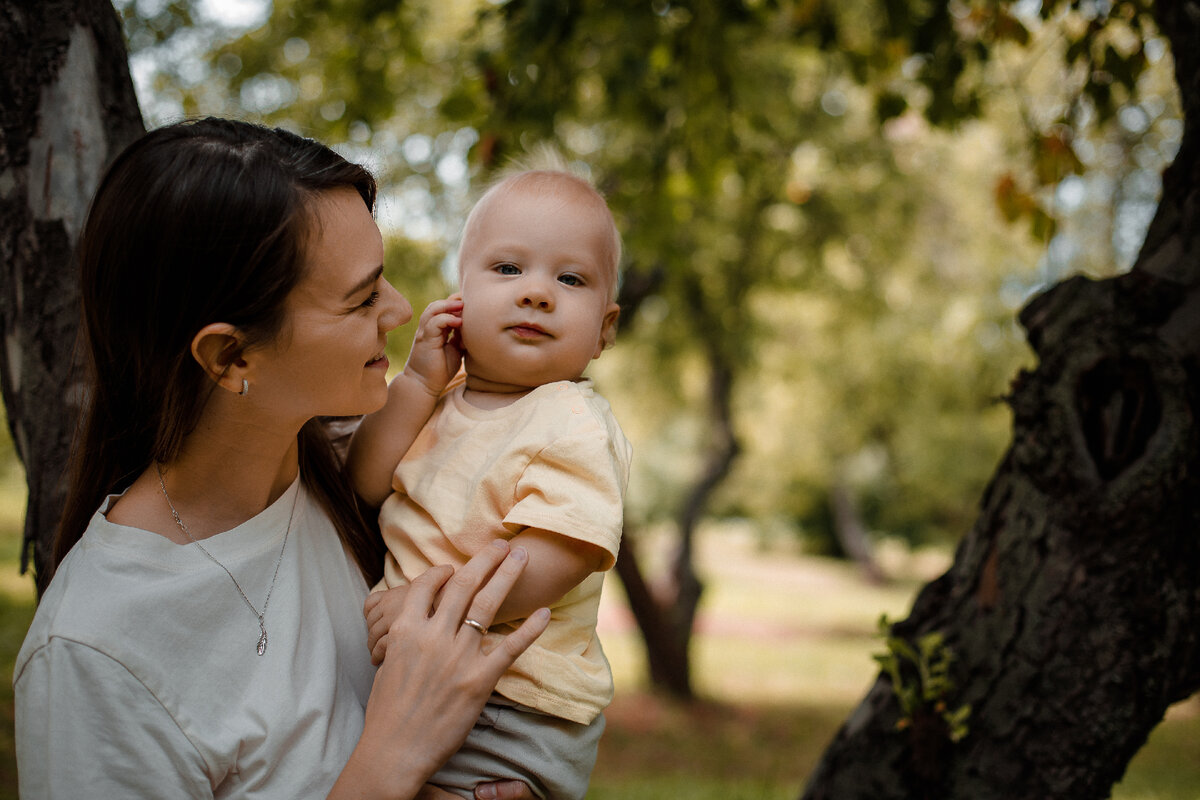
503, 422, 629, 570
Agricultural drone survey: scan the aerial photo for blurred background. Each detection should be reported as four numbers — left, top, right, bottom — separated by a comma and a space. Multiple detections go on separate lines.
1, 0, 1197, 796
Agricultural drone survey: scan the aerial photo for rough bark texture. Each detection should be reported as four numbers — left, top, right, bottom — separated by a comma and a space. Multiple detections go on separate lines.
0, 0, 143, 594
801, 1, 1200, 797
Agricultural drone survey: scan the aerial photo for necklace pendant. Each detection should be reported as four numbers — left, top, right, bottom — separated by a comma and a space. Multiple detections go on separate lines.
257, 629, 268, 656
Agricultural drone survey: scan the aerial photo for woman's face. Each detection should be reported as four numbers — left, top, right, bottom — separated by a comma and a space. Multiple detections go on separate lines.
253, 187, 411, 421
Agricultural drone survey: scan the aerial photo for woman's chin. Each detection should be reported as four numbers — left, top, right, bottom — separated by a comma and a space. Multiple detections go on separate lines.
324, 380, 389, 419
357, 383, 390, 416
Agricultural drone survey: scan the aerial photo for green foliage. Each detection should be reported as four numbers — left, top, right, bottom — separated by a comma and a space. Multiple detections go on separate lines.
115, 0, 199, 50
874, 614, 971, 742
379, 234, 453, 364
112, 0, 1181, 550
0, 428, 35, 797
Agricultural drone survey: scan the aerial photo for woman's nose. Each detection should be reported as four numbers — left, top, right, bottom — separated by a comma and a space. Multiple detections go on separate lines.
379, 279, 413, 332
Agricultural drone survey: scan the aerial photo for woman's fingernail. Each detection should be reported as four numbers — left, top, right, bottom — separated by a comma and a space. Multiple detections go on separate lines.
491, 539, 509, 552
476, 786, 497, 800
511, 546, 528, 562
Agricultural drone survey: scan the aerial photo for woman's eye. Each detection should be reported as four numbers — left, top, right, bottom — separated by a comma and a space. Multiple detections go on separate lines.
496, 263, 520, 275
361, 290, 381, 308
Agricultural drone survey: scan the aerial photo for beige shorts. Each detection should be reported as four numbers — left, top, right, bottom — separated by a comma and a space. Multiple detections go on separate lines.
428, 694, 605, 800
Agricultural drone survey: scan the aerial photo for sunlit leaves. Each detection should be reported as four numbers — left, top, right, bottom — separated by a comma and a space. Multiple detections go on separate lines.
118, 0, 1179, 548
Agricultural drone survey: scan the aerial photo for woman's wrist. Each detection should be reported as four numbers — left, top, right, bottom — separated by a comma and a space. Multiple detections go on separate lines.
329, 736, 427, 800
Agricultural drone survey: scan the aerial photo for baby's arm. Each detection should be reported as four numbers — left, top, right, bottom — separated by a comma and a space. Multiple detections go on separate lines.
364, 532, 608, 660
348, 294, 464, 508
491, 528, 610, 624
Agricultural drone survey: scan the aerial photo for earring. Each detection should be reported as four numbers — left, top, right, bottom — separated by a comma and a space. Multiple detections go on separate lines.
239, 379, 249, 397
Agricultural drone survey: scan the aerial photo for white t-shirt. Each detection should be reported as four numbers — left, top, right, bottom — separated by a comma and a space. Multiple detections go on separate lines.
14, 478, 375, 798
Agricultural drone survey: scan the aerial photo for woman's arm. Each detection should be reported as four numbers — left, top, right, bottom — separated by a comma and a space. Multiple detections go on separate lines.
329, 540, 550, 800
348, 294, 463, 507
15, 641, 213, 798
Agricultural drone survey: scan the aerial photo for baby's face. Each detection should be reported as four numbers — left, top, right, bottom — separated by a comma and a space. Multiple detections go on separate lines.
456, 187, 619, 394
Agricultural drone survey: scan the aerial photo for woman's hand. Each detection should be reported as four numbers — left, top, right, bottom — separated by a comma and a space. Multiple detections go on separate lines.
331, 540, 550, 800
473, 781, 535, 799
413, 781, 534, 800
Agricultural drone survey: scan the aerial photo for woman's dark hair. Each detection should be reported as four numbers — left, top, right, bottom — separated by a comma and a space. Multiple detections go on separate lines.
53, 117, 385, 582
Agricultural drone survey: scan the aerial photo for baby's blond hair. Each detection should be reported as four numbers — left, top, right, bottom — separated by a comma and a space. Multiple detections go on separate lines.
459, 150, 622, 301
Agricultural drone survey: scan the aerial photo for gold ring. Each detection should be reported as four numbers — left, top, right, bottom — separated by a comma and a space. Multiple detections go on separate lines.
462, 618, 488, 635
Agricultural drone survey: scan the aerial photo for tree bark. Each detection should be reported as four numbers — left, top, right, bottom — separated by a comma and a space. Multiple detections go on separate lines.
830, 480, 887, 585
610, 350, 739, 700
612, 524, 693, 697
0, 0, 143, 594
801, 1, 1200, 796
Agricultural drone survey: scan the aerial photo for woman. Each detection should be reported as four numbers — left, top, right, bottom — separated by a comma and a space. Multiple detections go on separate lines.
14, 117, 544, 799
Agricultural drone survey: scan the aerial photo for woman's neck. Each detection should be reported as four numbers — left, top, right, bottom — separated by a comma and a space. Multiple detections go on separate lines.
110, 400, 305, 542
168, 432, 300, 518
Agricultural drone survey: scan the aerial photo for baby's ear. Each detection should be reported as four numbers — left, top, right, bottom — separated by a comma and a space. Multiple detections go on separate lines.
594, 303, 621, 357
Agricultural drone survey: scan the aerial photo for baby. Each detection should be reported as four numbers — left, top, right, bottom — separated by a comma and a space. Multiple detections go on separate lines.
349, 167, 630, 799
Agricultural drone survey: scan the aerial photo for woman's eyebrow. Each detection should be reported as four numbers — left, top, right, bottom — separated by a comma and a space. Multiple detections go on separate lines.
342, 265, 384, 301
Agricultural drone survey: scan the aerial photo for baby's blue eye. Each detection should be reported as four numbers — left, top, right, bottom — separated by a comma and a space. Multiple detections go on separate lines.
496, 263, 520, 275
558, 274, 583, 287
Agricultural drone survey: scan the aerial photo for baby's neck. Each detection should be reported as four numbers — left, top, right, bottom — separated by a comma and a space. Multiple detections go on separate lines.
461, 385, 531, 410
461, 374, 582, 410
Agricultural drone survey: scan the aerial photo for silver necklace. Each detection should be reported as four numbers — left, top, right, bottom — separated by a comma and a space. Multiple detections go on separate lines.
155, 464, 297, 656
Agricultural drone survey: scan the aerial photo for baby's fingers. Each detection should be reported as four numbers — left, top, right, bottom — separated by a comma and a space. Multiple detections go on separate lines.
417, 296, 464, 329
363, 589, 382, 620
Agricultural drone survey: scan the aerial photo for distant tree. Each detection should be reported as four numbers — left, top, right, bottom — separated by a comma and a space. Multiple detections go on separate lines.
0, 0, 143, 594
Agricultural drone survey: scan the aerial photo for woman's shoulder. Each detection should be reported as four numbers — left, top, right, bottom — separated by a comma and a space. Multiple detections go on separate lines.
14, 536, 142, 684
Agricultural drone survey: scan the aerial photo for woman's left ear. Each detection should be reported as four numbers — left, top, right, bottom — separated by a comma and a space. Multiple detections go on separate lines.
191, 322, 252, 395
594, 303, 621, 358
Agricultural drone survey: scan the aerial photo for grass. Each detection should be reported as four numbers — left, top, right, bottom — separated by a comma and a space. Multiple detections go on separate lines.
0, 472, 1195, 798
0, 462, 34, 800
589, 529, 930, 798
589, 525, 1200, 799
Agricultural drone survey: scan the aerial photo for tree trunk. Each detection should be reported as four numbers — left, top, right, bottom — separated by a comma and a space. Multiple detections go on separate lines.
801, 1, 1200, 796
612, 524, 693, 697
829, 480, 887, 585
0, 0, 144, 595
611, 350, 739, 700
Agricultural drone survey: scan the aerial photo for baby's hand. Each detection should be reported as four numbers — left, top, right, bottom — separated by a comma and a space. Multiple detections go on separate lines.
364, 585, 409, 665
404, 293, 464, 396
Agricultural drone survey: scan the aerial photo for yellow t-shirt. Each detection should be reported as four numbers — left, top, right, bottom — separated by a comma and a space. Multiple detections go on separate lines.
377, 376, 631, 724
